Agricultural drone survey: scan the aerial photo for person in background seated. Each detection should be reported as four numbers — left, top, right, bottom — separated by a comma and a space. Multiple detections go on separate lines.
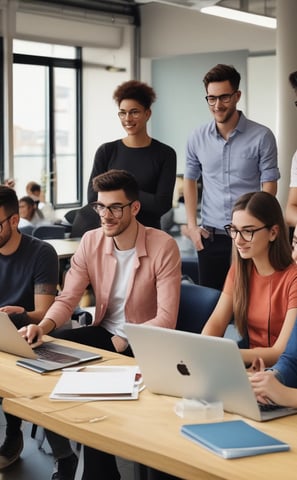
87, 80, 176, 229
0, 186, 58, 471
285, 70, 297, 228
202, 191, 297, 368
23, 169, 181, 480
26, 181, 56, 223
18, 195, 44, 228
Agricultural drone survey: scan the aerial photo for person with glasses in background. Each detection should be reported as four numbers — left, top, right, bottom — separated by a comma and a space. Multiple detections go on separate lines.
183, 64, 279, 291
87, 80, 176, 230
23, 169, 181, 480
285, 70, 297, 229
201, 191, 297, 369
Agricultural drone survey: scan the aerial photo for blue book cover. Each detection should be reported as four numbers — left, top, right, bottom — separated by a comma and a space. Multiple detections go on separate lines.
181, 420, 290, 459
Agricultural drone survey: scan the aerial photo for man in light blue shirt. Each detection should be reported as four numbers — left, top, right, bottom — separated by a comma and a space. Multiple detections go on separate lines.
184, 64, 279, 290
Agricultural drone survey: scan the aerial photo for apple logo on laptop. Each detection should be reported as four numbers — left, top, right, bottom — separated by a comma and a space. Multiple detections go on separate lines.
177, 361, 190, 376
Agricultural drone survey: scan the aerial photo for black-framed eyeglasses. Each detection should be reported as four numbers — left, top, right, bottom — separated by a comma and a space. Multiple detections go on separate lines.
205, 91, 237, 106
90, 201, 134, 218
295, 100, 297, 108
118, 109, 142, 120
224, 224, 272, 242
0, 214, 13, 233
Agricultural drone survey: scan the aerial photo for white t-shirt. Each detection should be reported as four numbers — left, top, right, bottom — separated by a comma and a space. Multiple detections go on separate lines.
290, 150, 297, 187
100, 246, 135, 338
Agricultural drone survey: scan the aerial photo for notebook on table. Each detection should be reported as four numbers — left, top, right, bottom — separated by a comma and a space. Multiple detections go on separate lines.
181, 420, 290, 458
124, 323, 297, 422
0, 312, 101, 373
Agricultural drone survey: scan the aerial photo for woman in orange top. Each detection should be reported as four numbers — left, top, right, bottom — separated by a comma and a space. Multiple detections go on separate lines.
202, 191, 297, 368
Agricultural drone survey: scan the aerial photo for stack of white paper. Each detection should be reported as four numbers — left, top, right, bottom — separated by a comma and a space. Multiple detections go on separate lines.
50, 365, 142, 401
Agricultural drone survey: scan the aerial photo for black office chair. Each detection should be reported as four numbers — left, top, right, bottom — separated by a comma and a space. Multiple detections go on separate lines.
64, 208, 80, 225
19, 225, 34, 236
70, 204, 100, 238
32, 225, 66, 239
176, 282, 221, 334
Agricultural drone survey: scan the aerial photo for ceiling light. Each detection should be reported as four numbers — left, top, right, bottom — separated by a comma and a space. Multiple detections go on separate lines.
200, 5, 277, 29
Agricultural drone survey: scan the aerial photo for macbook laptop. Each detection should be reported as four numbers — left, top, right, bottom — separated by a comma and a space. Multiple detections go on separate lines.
124, 323, 297, 422
0, 312, 102, 373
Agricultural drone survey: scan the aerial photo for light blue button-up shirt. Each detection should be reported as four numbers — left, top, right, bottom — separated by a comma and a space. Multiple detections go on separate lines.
185, 112, 280, 228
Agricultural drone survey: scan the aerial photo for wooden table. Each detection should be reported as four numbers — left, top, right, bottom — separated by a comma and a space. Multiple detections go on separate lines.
2, 341, 297, 480
45, 238, 80, 259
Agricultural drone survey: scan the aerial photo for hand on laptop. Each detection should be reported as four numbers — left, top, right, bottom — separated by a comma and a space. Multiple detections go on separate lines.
0, 305, 25, 314
18, 324, 43, 348
246, 357, 265, 374
250, 370, 287, 406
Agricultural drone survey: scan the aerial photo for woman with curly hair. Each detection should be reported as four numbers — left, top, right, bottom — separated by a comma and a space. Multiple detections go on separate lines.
87, 80, 176, 229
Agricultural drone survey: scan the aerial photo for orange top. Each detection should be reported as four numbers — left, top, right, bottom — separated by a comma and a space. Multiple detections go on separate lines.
223, 263, 297, 348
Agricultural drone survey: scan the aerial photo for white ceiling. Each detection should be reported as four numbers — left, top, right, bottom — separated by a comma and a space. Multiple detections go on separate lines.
135, 0, 276, 17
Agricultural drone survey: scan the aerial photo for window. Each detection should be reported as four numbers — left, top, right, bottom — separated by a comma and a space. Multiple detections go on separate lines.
13, 40, 82, 208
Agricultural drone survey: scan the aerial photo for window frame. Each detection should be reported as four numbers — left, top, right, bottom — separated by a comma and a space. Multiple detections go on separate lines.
13, 47, 83, 209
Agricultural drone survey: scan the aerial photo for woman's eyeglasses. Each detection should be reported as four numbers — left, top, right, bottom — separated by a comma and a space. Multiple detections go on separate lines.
224, 224, 271, 242
118, 110, 142, 120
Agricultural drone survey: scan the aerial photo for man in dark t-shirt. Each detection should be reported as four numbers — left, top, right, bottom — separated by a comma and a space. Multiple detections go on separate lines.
0, 186, 59, 472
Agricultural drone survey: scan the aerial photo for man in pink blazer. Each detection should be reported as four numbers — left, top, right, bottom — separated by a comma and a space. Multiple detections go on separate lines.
24, 169, 181, 480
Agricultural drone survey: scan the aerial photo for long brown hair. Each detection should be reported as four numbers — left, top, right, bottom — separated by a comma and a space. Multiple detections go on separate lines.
232, 191, 292, 337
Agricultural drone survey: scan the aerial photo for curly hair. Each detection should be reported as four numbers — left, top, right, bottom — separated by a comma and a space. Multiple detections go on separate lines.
113, 80, 156, 109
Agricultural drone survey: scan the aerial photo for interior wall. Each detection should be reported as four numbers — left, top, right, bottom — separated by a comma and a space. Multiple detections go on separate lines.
139, 3, 277, 176
82, 28, 134, 203
139, 3, 276, 58
247, 55, 276, 135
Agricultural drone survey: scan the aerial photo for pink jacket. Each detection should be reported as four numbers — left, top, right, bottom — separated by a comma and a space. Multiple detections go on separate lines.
46, 223, 181, 330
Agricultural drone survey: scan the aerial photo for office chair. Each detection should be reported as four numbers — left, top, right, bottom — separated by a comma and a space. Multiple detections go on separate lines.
177, 282, 243, 343
181, 256, 199, 284
64, 208, 79, 225
18, 225, 34, 236
32, 225, 66, 240
176, 282, 221, 334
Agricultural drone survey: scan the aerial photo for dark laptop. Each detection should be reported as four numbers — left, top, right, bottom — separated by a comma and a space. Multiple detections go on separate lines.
0, 312, 101, 373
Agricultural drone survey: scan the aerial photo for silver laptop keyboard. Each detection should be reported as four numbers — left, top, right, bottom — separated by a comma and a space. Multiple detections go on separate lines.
34, 345, 78, 363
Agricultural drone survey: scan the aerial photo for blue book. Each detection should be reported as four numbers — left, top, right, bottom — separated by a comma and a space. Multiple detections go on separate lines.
181, 420, 290, 459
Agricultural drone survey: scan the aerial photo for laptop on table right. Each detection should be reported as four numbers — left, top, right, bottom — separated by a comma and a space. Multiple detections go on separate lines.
124, 323, 297, 422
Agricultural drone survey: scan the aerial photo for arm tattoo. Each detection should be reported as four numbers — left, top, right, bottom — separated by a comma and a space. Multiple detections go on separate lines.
35, 283, 57, 295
